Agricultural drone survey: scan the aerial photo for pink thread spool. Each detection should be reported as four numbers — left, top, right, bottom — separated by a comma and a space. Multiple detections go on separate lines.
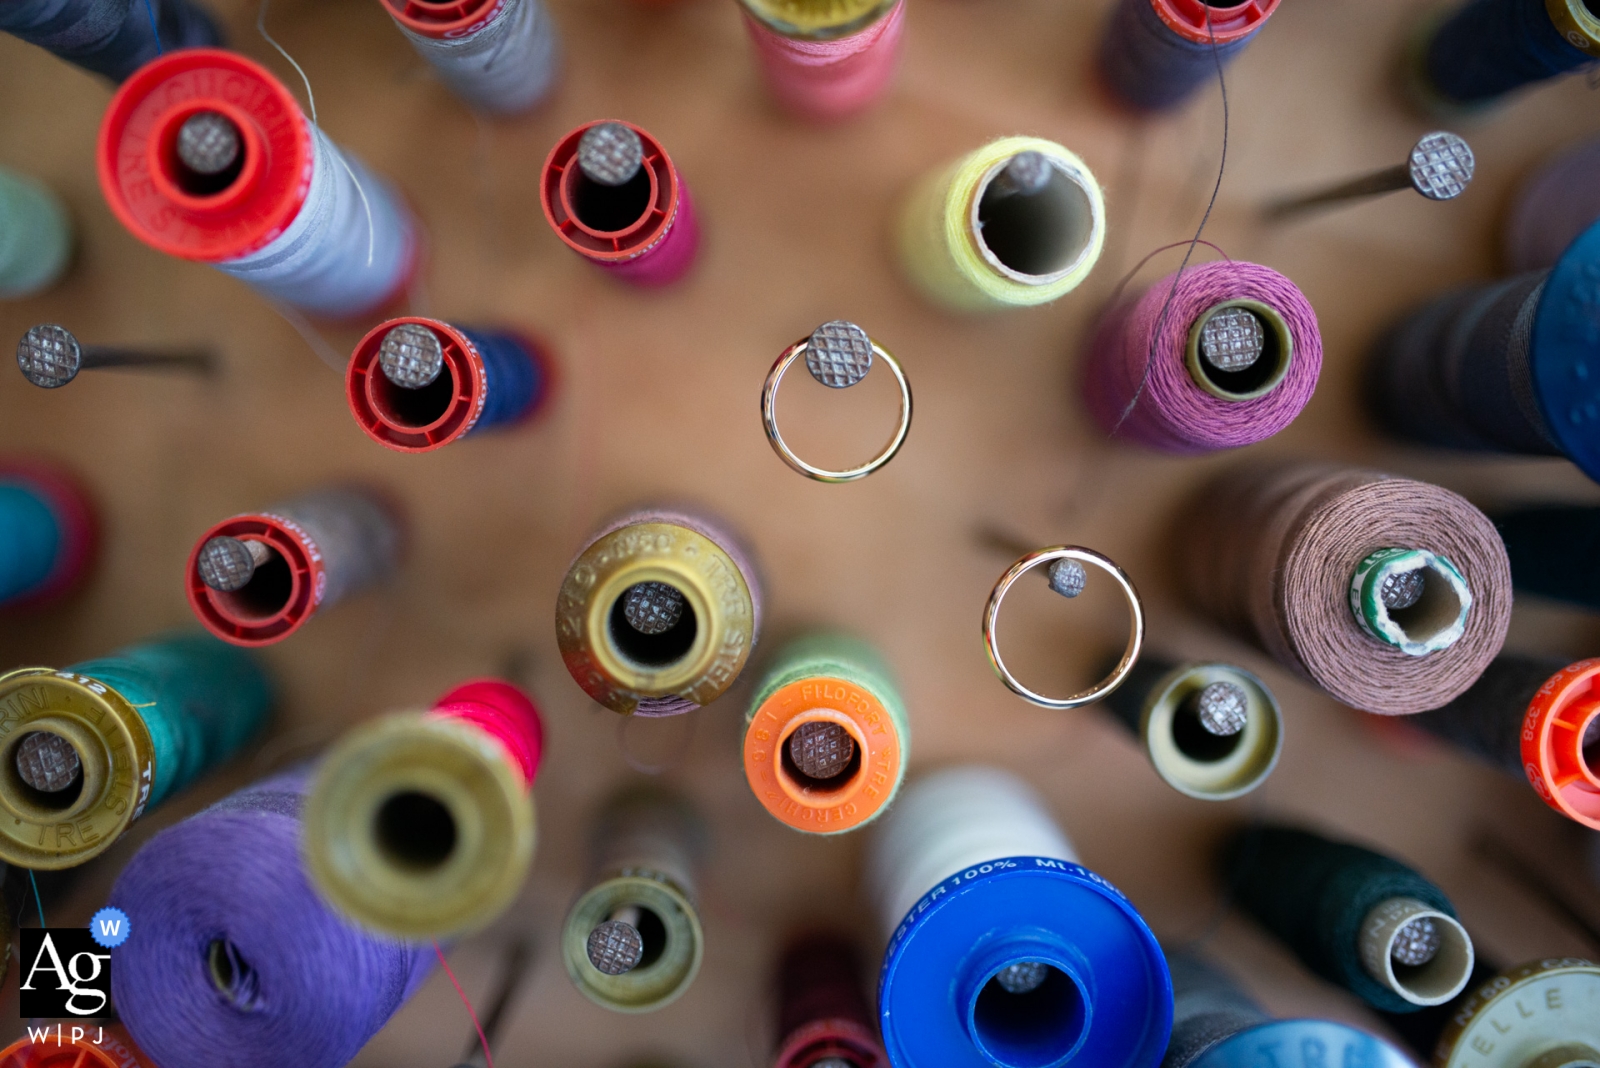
1504, 134, 1600, 273
1082, 259, 1321, 453
739, 0, 905, 122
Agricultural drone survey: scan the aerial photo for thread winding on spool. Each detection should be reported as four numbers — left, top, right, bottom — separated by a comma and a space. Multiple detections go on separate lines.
1412, 0, 1600, 112
773, 932, 889, 1068
1421, 959, 1600, 1068
0, 632, 271, 869
743, 632, 908, 835
1174, 461, 1511, 714
380, 0, 560, 115
1100, 656, 1282, 801
540, 120, 700, 287
561, 786, 707, 1012
1495, 504, 1600, 611
186, 486, 403, 646
737, 0, 904, 121
97, 50, 419, 320
1221, 825, 1475, 1012
897, 137, 1106, 311
557, 507, 763, 717
0, 169, 72, 299
110, 769, 433, 1068
304, 679, 544, 939
0, 458, 96, 610
0, 0, 222, 82
1083, 260, 1320, 452
1097, 0, 1279, 112
348, 317, 554, 452
1367, 219, 1600, 484
870, 766, 1171, 1068
1505, 134, 1600, 273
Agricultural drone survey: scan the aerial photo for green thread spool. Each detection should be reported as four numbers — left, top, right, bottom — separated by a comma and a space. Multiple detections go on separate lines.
744, 632, 909, 834
1221, 825, 1475, 1012
0, 632, 273, 868
0, 168, 72, 298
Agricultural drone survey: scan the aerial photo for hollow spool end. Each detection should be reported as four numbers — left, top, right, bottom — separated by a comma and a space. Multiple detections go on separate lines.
303, 712, 534, 940
185, 514, 318, 647
1357, 896, 1475, 1007
1184, 299, 1295, 402
348, 317, 488, 453
1435, 960, 1600, 1068
1139, 663, 1283, 801
1349, 548, 1472, 657
736, 0, 897, 38
1186, 1019, 1416, 1068
541, 120, 681, 264
382, 0, 505, 38
1521, 658, 1600, 830
562, 871, 703, 1013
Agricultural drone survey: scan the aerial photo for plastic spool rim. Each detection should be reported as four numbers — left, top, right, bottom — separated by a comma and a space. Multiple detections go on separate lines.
1140, 663, 1282, 800
185, 514, 319, 646
1435, 959, 1600, 1068
384, 0, 507, 37
735, 0, 897, 38
562, 871, 703, 1012
1522, 659, 1600, 829
1149, 0, 1280, 45
1187, 1019, 1417, 1068
1357, 896, 1475, 1006
1184, 298, 1295, 401
1547, 0, 1600, 52
347, 317, 487, 452
541, 121, 679, 264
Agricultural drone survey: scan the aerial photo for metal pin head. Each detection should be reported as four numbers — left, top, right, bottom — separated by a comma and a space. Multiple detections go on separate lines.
1047, 559, 1086, 598
1390, 916, 1441, 966
586, 919, 645, 975
1194, 681, 1249, 737
1380, 568, 1426, 610
197, 536, 267, 592
995, 961, 1050, 994
622, 581, 685, 635
1199, 308, 1265, 373
788, 721, 856, 780
15, 731, 81, 794
1408, 132, 1474, 202
177, 110, 243, 176
17, 324, 82, 388
378, 323, 445, 389
992, 151, 1053, 198
577, 123, 644, 187
805, 321, 874, 388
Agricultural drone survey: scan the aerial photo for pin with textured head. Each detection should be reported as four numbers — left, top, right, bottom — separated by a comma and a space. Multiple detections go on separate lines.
196, 536, 275, 593
788, 720, 856, 780
1190, 680, 1249, 737
587, 906, 646, 975
578, 123, 645, 187
1199, 307, 1265, 373
985, 151, 1054, 200
1263, 132, 1474, 222
16, 324, 214, 389
622, 582, 685, 636
15, 730, 82, 794
176, 111, 242, 179
377, 322, 445, 390
994, 960, 1051, 994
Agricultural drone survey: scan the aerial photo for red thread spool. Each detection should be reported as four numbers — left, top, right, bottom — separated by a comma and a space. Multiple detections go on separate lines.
1148, 0, 1275, 44
431, 678, 545, 788
774, 933, 888, 1068
0, 457, 97, 610
540, 120, 699, 287
740, 0, 905, 122
1522, 658, 1600, 830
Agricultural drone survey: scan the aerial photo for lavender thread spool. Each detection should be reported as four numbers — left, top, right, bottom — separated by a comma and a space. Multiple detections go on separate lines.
0, 0, 223, 82
1504, 134, 1600, 273
110, 769, 433, 1068
1082, 260, 1321, 453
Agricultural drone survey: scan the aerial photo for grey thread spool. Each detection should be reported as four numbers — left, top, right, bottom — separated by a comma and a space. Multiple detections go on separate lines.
384, 0, 561, 115
1409, 655, 1567, 777
1160, 950, 1271, 1068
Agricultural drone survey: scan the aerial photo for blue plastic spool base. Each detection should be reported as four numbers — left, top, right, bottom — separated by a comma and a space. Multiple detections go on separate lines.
1531, 218, 1600, 484
1190, 1019, 1418, 1068
879, 856, 1172, 1068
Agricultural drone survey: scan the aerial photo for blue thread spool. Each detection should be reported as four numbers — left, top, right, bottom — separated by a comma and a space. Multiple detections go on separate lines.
0, 0, 223, 82
1416, 0, 1600, 110
1097, 0, 1280, 112
870, 767, 1171, 1068
0, 459, 96, 609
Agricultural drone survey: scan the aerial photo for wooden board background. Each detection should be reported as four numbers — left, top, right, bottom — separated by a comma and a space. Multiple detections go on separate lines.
3, 0, 1600, 1064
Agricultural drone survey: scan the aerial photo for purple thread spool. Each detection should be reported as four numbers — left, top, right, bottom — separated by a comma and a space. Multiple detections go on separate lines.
110, 769, 433, 1068
1504, 134, 1600, 273
1082, 260, 1321, 453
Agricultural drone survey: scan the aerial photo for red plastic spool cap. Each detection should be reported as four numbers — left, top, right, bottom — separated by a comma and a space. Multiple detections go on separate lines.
97, 49, 314, 264
1, 1027, 158, 1068
1150, 0, 1279, 45
347, 317, 490, 452
540, 120, 681, 264
432, 678, 545, 788
1521, 658, 1600, 830
382, 0, 507, 38
0, 458, 98, 610
185, 513, 325, 646
776, 1018, 889, 1068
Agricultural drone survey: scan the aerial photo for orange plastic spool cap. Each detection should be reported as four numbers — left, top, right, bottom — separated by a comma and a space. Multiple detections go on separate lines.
1521, 658, 1600, 830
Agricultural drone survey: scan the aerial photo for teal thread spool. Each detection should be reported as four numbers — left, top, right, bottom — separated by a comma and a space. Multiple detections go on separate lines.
0, 168, 72, 299
0, 632, 273, 868
0, 459, 96, 609
743, 633, 909, 835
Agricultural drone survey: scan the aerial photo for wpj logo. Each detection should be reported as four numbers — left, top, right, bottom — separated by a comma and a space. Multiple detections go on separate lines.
18, 928, 111, 1017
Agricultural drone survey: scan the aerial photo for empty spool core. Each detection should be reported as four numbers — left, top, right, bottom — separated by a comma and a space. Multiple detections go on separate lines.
170, 110, 246, 198
974, 156, 1095, 283
573, 151, 652, 234
1352, 549, 1472, 657
1185, 299, 1294, 400
1360, 897, 1473, 1006
373, 789, 457, 872
970, 962, 1087, 1068
10, 730, 85, 810
208, 938, 262, 1010
210, 541, 293, 621
608, 582, 698, 668
370, 330, 457, 428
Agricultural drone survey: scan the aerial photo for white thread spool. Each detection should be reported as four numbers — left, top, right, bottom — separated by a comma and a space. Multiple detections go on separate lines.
389, 0, 560, 115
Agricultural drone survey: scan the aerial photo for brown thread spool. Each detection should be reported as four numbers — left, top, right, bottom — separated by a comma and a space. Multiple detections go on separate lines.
1173, 461, 1511, 714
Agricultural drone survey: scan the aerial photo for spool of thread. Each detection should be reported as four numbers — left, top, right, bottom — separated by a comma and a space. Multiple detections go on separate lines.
1082, 260, 1321, 453
0, 458, 96, 610
304, 679, 544, 939
347, 317, 554, 452
379, 0, 559, 115
556, 507, 763, 717
0, 169, 72, 299
540, 120, 700, 287
97, 49, 419, 321
561, 786, 707, 1013
186, 486, 403, 646
1505, 135, 1600, 273
1366, 219, 1600, 483
1409, 654, 1560, 777
743, 632, 908, 835
870, 765, 1171, 1068
1100, 655, 1282, 801
1173, 460, 1511, 715
1494, 504, 1600, 611
896, 137, 1106, 312
0, 1024, 161, 1067
1096, 0, 1280, 112
1220, 825, 1475, 1012
1413, 0, 1600, 111
0, 631, 272, 869
773, 932, 888, 1068
1410, 959, 1600, 1068
737, 0, 904, 121
0, 0, 221, 82
110, 769, 433, 1068
1372, 957, 1501, 1065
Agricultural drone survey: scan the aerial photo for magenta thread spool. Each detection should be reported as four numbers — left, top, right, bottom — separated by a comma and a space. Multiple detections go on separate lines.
737, 0, 905, 121
1504, 134, 1600, 273
1082, 260, 1321, 453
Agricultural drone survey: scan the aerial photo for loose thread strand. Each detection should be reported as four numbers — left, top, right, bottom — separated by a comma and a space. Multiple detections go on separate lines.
28, 869, 44, 927
258, 0, 317, 125
141, 0, 163, 53
434, 942, 495, 1068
